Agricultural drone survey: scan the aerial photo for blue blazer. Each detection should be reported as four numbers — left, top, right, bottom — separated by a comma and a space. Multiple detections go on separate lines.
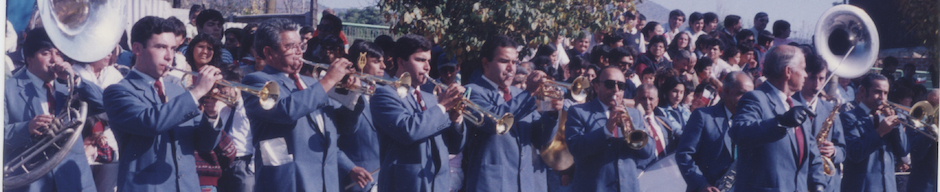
104, 71, 223, 192
242, 67, 356, 192
463, 77, 558, 192
335, 95, 381, 192
565, 99, 655, 192
729, 83, 827, 192
840, 101, 909, 192
676, 104, 735, 192
635, 114, 679, 170
370, 81, 465, 192
793, 94, 846, 192
4, 70, 103, 192
907, 129, 936, 192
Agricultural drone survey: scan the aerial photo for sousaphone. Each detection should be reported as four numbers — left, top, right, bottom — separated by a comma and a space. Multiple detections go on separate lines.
4, 0, 126, 188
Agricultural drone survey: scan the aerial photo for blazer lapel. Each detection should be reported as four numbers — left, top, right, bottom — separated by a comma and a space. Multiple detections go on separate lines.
126, 72, 159, 105
713, 106, 733, 159
17, 74, 42, 117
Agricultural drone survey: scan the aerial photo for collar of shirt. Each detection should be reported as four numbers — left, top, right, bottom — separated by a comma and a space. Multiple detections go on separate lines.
798, 93, 817, 110
859, 102, 873, 115
481, 75, 508, 96
766, 82, 790, 111
281, 73, 306, 89
25, 69, 52, 91
131, 68, 160, 86
603, 102, 612, 119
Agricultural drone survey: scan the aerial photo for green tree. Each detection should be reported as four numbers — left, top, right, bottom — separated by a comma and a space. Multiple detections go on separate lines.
897, 0, 938, 72
340, 7, 390, 25
379, 0, 639, 81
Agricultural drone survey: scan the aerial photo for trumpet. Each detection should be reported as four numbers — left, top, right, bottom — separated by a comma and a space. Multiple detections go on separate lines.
169, 67, 279, 110
426, 75, 515, 134
536, 76, 591, 103
880, 101, 939, 141
300, 59, 412, 96
614, 102, 648, 150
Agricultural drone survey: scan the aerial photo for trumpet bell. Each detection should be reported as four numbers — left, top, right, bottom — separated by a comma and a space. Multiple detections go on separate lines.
39, 0, 126, 62
494, 113, 515, 134
396, 72, 412, 97
570, 77, 591, 102
540, 110, 574, 170
814, 5, 879, 79
626, 130, 649, 150
259, 82, 280, 110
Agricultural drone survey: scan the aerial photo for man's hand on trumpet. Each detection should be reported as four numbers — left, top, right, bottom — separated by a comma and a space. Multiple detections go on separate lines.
189, 66, 223, 99
607, 103, 628, 136
437, 84, 466, 122
320, 58, 357, 92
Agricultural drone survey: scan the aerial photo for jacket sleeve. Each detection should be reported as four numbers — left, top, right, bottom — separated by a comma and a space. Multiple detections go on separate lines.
370, 85, 453, 146
731, 92, 789, 148
565, 106, 610, 160
76, 77, 105, 115
676, 109, 709, 192
241, 74, 331, 125
104, 84, 203, 137
841, 111, 883, 163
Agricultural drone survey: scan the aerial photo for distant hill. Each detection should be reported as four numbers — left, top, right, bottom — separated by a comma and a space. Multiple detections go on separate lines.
636, 1, 672, 28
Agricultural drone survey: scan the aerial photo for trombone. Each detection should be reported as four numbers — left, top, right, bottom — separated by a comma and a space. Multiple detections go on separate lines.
169, 67, 279, 110
426, 75, 515, 134
880, 101, 939, 142
300, 59, 412, 96
536, 76, 591, 103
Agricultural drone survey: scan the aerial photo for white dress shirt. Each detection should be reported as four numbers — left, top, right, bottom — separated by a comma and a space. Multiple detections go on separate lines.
284, 73, 324, 133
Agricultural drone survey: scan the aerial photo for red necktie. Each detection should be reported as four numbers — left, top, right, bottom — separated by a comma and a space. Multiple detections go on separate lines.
500, 86, 511, 102
44, 82, 55, 114
414, 89, 426, 111
289, 73, 304, 91
786, 98, 805, 164
646, 117, 665, 155
154, 80, 167, 103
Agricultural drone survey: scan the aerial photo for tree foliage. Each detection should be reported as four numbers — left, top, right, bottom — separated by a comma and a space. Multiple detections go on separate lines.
379, 0, 639, 65
897, 0, 938, 66
340, 7, 390, 25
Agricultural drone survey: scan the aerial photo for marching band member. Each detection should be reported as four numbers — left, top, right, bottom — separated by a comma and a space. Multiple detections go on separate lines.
793, 54, 845, 192
729, 45, 826, 191
676, 71, 753, 192
462, 35, 562, 192
840, 73, 909, 192
335, 41, 386, 192
103, 16, 225, 191
370, 34, 467, 192
907, 90, 938, 192
5, 27, 105, 192
566, 66, 655, 191
240, 18, 370, 192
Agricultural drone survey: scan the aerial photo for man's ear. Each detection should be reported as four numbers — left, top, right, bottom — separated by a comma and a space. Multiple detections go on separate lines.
132, 42, 143, 57
261, 46, 273, 60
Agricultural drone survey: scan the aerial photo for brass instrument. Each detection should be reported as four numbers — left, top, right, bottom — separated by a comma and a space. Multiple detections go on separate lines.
426, 75, 515, 134
540, 110, 574, 170
715, 161, 737, 192
910, 101, 938, 128
807, 4, 879, 107
169, 67, 280, 110
880, 101, 939, 141
536, 76, 591, 103
816, 102, 843, 176
6, 0, 125, 188
615, 102, 648, 150
299, 59, 412, 96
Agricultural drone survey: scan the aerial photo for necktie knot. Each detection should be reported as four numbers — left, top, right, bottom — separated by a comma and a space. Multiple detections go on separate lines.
499, 86, 511, 102
154, 80, 167, 103
414, 89, 426, 111
289, 73, 304, 90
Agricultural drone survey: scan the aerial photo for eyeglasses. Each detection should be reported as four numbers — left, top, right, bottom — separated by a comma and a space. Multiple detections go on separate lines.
283, 42, 308, 53
603, 80, 628, 90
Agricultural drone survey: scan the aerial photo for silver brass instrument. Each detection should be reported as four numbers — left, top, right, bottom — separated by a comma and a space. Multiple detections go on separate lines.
615, 102, 648, 150
808, 4, 879, 106
170, 67, 279, 110
536, 76, 591, 103
426, 75, 515, 134
5, 0, 125, 188
816, 101, 843, 176
299, 59, 412, 96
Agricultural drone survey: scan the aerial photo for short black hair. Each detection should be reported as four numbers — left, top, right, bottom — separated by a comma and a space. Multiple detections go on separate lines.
805, 54, 828, 76
688, 12, 703, 23
166, 16, 187, 37
347, 41, 384, 62
860, 73, 888, 89
724, 15, 741, 29
648, 35, 668, 49
602, 34, 623, 46
704, 38, 723, 51
243, 23, 259, 34
736, 29, 754, 42
704, 12, 719, 24
224, 28, 245, 42
721, 46, 739, 61
641, 21, 661, 37
669, 9, 686, 20
568, 56, 587, 71
536, 44, 557, 57
318, 14, 343, 36
694, 57, 714, 73
772, 20, 790, 37
300, 26, 315, 35
374, 35, 395, 56
532, 55, 553, 69
737, 44, 754, 54
641, 66, 657, 76
638, 13, 647, 21
131, 16, 178, 47
883, 56, 899, 67
590, 45, 612, 65
22, 28, 56, 60
623, 11, 636, 21
606, 47, 634, 64
480, 35, 518, 61
755, 12, 768, 20
196, 9, 225, 29
758, 30, 774, 46
393, 34, 432, 60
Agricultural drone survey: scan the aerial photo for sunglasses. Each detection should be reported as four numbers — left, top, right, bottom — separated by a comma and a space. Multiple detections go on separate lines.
603, 80, 628, 90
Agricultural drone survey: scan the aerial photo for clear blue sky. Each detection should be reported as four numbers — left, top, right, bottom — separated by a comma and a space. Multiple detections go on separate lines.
321, 0, 377, 9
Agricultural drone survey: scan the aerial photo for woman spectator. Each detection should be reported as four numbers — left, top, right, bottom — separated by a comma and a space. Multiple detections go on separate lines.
635, 35, 672, 74
656, 76, 691, 133
720, 46, 741, 73
667, 32, 692, 60
641, 21, 665, 49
